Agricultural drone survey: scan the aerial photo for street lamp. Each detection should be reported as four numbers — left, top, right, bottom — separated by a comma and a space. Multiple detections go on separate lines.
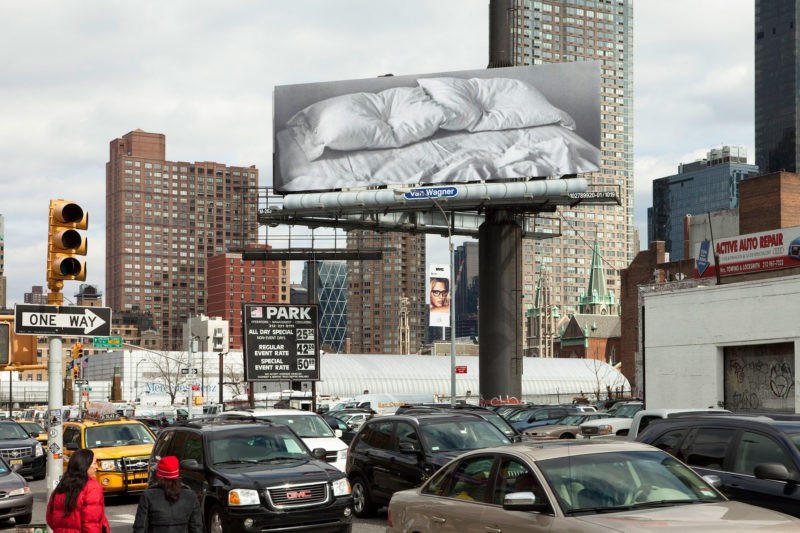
218, 350, 230, 406
428, 199, 457, 408
134, 358, 146, 402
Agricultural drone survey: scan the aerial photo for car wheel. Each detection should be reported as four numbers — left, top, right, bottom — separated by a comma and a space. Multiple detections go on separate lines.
15, 513, 32, 525
350, 476, 376, 518
206, 503, 224, 533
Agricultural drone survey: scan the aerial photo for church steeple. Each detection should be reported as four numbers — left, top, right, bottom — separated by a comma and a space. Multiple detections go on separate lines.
579, 236, 616, 315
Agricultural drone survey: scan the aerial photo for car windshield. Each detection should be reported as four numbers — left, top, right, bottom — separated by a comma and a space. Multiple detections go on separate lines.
506, 409, 535, 423
556, 414, 588, 426
0, 423, 32, 440
421, 419, 511, 452
209, 429, 309, 465
18, 422, 44, 434
475, 412, 517, 437
84, 423, 155, 448
537, 449, 725, 514
613, 404, 642, 418
259, 414, 335, 438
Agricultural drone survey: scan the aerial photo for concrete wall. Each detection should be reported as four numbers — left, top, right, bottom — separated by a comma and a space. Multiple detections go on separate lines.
642, 275, 800, 411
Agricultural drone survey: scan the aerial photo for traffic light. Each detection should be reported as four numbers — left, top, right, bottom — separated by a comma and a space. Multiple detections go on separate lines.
193, 396, 204, 406
0, 315, 38, 368
72, 342, 83, 360
72, 366, 80, 380
47, 199, 88, 296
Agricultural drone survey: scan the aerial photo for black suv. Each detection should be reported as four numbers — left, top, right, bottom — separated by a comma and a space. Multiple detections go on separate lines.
0, 420, 45, 480
394, 404, 522, 442
150, 419, 353, 532
346, 412, 511, 517
637, 414, 800, 517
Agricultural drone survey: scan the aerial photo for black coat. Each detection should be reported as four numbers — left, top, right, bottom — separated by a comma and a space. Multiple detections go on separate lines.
132, 485, 202, 533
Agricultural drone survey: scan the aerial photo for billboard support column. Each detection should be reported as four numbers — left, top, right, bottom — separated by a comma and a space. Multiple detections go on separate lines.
478, 209, 523, 404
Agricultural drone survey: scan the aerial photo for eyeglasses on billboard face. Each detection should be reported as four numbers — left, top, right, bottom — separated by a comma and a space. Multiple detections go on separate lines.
430, 289, 448, 296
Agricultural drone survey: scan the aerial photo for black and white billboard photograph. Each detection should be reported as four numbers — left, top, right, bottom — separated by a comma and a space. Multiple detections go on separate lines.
273, 62, 601, 193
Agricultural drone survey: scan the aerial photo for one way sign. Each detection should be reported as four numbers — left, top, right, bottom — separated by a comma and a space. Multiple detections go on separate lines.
14, 304, 112, 336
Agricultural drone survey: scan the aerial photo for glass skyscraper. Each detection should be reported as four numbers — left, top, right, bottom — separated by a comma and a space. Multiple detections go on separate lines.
755, 0, 800, 174
304, 261, 349, 353
647, 146, 759, 261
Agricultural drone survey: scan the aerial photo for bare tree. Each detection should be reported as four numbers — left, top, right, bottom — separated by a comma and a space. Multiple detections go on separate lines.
147, 352, 188, 404
223, 364, 247, 399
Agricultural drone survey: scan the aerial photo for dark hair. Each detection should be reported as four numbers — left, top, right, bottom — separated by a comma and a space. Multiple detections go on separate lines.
51, 448, 94, 516
430, 277, 449, 291
158, 477, 183, 504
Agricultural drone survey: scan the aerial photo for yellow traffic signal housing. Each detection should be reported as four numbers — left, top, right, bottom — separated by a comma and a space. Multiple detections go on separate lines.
193, 396, 204, 405
0, 315, 38, 367
47, 199, 88, 294
72, 366, 80, 380
72, 342, 84, 360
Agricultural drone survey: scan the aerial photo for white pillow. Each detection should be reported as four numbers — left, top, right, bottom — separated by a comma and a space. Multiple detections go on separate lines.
286, 86, 447, 161
418, 77, 575, 132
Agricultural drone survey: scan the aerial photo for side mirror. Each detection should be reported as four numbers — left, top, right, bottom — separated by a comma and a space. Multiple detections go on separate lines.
65, 442, 79, 451
503, 491, 549, 513
29, 432, 39, 438
754, 462, 795, 482
398, 441, 421, 453
702, 474, 722, 488
311, 448, 327, 460
180, 459, 202, 471
333, 429, 343, 438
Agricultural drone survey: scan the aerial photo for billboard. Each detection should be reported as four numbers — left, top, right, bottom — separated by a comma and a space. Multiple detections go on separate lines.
429, 263, 450, 328
273, 62, 601, 193
695, 225, 800, 278
242, 304, 319, 381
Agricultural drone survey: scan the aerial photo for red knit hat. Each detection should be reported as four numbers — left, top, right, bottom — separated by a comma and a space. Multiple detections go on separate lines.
156, 456, 180, 479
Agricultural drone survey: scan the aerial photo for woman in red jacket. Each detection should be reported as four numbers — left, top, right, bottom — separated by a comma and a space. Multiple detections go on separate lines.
46, 448, 111, 533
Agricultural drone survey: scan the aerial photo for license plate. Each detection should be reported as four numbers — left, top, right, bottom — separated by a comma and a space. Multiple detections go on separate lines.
9, 459, 22, 466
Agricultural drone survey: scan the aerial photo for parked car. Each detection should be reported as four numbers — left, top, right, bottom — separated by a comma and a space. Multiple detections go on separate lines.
506, 405, 579, 432
636, 414, 800, 517
625, 407, 731, 440
322, 414, 357, 445
346, 412, 512, 517
386, 439, 800, 532
524, 412, 610, 440
219, 408, 349, 471
15, 420, 48, 451
332, 410, 374, 430
0, 420, 45, 481
149, 418, 353, 533
394, 404, 523, 441
579, 401, 644, 438
62, 416, 156, 494
0, 456, 33, 525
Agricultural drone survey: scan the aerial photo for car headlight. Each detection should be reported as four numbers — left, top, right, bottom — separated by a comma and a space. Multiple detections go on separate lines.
228, 488, 260, 506
99, 459, 121, 471
34, 443, 44, 457
595, 425, 612, 435
332, 477, 351, 497
337, 449, 347, 462
8, 486, 30, 497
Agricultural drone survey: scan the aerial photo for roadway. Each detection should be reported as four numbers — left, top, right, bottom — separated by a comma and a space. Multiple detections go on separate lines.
15, 478, 387, 532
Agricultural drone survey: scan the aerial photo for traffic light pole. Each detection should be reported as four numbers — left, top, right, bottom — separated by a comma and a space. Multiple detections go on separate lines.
46, 335, 64, 494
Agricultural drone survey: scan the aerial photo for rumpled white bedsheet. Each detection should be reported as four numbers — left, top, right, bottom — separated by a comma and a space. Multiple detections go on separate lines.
276, 124, 600, 192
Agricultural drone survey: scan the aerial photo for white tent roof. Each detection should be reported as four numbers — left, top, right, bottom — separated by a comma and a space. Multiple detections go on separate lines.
316, 354, 629, 403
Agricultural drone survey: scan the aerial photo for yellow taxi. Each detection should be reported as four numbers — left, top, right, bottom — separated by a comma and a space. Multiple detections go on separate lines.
63, 410, 156, 495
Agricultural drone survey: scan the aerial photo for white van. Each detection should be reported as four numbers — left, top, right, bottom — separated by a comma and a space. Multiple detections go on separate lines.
222, 408, 349, 471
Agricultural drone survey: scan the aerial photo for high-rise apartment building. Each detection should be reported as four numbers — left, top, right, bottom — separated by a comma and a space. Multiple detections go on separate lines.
755, 0, 800, 174
206, 251, 289, 350
511, 0, 634, 333
347, 231, 426, 354
648, 146, 759, 260
454, 241, 480, 339
106, 130, 258, 350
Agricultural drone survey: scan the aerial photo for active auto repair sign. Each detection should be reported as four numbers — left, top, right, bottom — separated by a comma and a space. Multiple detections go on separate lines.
243, 304, 319, 381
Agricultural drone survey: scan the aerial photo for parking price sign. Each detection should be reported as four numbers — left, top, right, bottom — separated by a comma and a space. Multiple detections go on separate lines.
242, 304, 319, 381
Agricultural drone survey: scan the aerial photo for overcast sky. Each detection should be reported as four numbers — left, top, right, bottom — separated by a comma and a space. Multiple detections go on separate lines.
0, 0, 754, 307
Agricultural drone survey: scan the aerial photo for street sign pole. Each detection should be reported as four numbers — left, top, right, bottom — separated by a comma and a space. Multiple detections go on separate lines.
187, 332, 195, 418
46, 336, 64, 495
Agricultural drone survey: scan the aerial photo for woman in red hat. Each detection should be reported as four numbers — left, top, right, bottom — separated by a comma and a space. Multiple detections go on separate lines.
46, 448, 111, 533
133, 455, 202, 533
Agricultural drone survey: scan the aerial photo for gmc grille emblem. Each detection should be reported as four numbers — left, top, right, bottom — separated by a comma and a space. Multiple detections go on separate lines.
286, 490, 312, 500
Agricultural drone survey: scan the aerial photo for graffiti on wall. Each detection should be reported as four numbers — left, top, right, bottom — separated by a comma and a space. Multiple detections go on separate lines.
724, 342, 795, 412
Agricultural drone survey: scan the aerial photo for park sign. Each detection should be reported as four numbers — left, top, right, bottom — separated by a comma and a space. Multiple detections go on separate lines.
14, 304, 112, 336
242, 304, 319, 382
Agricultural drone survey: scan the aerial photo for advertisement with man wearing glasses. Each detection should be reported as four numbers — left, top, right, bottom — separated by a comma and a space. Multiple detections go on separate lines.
428, 264, 450, 328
